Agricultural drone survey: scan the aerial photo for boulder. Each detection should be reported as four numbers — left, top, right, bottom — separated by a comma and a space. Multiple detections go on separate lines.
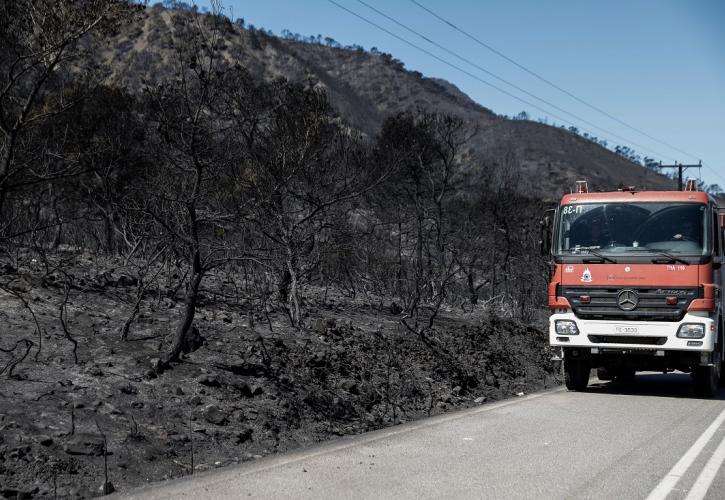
203, 405, 228, 426
197, 373, 221, 387
64, 434, 105, 456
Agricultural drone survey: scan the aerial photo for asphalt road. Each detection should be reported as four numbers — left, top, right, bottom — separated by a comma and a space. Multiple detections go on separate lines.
118, 373, 725, 500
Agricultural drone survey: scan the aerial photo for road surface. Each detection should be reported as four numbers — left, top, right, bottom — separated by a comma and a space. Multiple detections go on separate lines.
118, 373, 725, 499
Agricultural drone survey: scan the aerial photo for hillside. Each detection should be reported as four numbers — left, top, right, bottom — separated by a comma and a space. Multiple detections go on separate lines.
98, 6, 675, 198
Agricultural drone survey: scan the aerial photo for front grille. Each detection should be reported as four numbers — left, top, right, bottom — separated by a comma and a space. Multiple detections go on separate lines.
588, 335, 667, 345
562, 286, 698, 321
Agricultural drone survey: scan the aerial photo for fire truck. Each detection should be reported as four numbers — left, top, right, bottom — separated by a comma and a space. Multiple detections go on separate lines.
546, 180, 724, 396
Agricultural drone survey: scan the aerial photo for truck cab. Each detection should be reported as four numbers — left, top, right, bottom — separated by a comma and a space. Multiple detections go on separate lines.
547, 181, 724, 396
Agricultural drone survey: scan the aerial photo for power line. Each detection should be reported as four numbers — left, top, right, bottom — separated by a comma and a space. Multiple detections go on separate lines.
408, 1, 725, 188
354, 0, 678, 163
328, 0, 676, 165
407, 0, 705, 165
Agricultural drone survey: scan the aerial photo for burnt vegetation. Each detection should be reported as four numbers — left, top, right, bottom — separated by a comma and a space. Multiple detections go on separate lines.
0, 1, 559, 497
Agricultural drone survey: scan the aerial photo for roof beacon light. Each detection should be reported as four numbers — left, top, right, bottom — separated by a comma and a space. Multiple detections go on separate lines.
685, 177, 698, 191
576, 180, 588, 194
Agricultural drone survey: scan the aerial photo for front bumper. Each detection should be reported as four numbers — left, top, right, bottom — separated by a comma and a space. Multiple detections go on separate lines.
549, 310, 716, 352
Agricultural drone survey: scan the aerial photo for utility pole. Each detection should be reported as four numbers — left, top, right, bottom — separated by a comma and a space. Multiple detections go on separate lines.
658, 161, 702, 191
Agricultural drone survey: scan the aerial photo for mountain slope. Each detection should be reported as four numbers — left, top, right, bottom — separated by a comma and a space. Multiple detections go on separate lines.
101, 6, 675, 198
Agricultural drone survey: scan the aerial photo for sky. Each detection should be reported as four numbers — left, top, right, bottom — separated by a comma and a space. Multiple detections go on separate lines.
192, 0, 725, 188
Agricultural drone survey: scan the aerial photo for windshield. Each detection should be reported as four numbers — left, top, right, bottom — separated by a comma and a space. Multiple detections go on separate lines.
556, 202, 709, 256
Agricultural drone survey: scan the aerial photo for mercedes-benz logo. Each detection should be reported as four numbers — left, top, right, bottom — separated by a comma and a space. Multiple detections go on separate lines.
617, 289, 639, 311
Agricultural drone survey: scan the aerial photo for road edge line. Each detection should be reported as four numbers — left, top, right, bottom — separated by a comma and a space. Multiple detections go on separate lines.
684, 429, 725, 500
645, 406, 725, 500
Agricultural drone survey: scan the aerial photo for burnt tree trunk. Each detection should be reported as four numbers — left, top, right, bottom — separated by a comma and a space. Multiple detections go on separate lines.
162, 255, 203, 366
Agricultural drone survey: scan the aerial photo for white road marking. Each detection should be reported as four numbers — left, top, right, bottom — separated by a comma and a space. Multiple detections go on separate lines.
646, 407, 725, 500
684, 430, 725, 500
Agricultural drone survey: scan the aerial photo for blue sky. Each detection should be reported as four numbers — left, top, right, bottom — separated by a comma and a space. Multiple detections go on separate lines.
192, 0, 725, 188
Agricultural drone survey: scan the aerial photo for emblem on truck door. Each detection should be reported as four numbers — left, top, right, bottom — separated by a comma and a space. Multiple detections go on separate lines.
617, 289, 639, 311
580, 267, 592, 282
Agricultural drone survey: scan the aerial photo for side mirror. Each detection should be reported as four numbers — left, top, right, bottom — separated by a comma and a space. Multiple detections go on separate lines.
539, 215, 552, 256
539, 209, 556, 256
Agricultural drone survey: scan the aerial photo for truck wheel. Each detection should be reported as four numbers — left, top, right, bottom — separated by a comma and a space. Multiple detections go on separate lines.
565, 359, 590, 391
694, 364, 719, 397
694, 366, 718, 397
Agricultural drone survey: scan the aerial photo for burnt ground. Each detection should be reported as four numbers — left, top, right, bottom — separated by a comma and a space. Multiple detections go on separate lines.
0, 252, 560, 498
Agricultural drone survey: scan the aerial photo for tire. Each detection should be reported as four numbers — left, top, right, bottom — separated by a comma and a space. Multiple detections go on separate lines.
694, 352, 720, 397
565, 359, 591, 391
694, 365, 719, 397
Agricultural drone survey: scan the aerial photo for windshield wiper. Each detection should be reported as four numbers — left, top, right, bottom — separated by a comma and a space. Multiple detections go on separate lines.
647, 249, 690, 265
627, 247, 690, 265
580, 249, 617, 263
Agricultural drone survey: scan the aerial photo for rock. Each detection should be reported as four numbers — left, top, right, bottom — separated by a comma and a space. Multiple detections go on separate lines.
307, 351, 327, 367
37, 435, 54, 446
144, 369, 158, 380
84, 364, 104, 377
389, 302, 402, 314
326, 318, 337, 328
174, 386, 184, 396
435, 401, 447, 410
7, 277, 31, 293
235, 428, 253, 444
474, 396, 487, 404
452, 386, 462, 395
233, 381, 253, 397
64, 434, 105, 456
119, 383, 138, 395
312, 318, 326, 334
197, 373, 221, 387
1, 262, 17, 274
150, 358, 163, 373
1, 487, 37, 500
170, 434, 190, 444
115, 274, 138, 287
221, 315, 232, 323
250, 384, 264, 396
99, 482, 115, 495
338, 379, 360, 395
9, 445, 31, 460
189, 396, 203, 406
203, 405, 228, 426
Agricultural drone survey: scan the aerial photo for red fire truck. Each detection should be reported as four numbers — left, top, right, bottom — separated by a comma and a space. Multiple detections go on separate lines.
547, 180, 724, 396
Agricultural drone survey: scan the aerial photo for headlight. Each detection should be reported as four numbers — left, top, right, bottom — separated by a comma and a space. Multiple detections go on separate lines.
677, 323, 705, 339
555, 320, 579, 335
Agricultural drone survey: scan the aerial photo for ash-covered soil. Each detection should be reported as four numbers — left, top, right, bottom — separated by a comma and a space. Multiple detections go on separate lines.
0, 253, 559, 498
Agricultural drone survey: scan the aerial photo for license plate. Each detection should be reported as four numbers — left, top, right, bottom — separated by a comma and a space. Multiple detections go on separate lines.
614, 326, 639, 334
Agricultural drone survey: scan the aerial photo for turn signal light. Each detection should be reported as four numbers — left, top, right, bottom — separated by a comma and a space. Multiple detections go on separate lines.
666, 296, 678, 305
